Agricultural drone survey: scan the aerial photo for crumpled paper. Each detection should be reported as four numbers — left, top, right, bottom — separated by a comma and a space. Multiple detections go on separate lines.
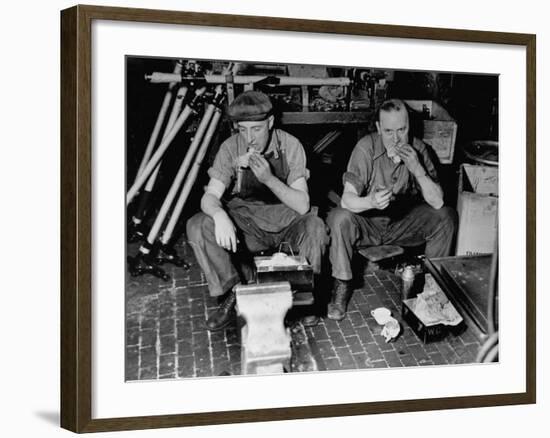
255, 252, 302, 268
412, 274, 463, 326
381, 317, 401, 342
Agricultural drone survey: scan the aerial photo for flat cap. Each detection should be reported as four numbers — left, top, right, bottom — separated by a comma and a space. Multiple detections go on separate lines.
227, 90, 273, 121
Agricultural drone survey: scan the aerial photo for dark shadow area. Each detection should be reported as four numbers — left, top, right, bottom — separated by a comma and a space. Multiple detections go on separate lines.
34, 410, 59, 427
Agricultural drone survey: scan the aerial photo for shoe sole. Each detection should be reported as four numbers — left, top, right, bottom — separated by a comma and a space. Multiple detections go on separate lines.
205, 317, 235, 332
302, 319, 320, 327
326, 312, 346, 322
326, 303, 346, 321
205, 323, 232, 332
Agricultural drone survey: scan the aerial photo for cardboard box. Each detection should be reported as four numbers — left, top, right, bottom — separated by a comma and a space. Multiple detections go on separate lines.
402, 298, 449, 343
455, 164, 498, 255
405, 100, 457, 164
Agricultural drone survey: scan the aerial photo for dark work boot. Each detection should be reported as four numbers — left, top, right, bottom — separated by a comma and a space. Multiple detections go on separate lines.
206, 290, 236, 331
327, 279, 352, 321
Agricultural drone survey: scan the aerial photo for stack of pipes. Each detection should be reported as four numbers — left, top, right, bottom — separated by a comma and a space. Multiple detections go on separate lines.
126, 60, 226, 280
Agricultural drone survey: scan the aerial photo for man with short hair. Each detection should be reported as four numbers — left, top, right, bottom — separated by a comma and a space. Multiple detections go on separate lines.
187, 90, 328, 331
326, 99, 457, 321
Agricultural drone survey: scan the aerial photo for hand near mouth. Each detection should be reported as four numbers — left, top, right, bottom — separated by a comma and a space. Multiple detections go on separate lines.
249, 152, 274, 184
235, 148, 261, 168
387, 144, 403, 164
396, 144, 426, 177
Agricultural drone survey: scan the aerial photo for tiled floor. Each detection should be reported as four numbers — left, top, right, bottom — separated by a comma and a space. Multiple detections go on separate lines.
126, 238, 482, 380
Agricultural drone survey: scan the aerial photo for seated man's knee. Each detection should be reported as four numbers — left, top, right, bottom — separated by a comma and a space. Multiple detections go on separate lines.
434, 206, 458, 232
304, 214, 329, 245
326, 207, 354, 231
186, 213, 214, 243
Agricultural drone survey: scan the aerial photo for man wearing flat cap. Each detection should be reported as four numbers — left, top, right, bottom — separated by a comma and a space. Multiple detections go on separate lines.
187, 90, 328, 331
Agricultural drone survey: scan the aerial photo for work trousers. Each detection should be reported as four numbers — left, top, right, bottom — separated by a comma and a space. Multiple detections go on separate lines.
327, 204, 457, 281
186, 209, 329, 297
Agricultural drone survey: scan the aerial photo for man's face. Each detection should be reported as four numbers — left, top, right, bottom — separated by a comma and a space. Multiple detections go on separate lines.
376, 108, 409, 156
237, 116, 274, 154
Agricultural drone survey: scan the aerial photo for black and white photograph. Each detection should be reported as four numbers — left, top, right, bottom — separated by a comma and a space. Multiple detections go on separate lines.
2, 0, 545, 435
125, 56, 499, 380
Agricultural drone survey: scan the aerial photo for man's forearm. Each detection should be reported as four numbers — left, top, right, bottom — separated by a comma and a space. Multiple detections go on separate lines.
415, 174, 444, 209
264, 176, 310, 215
201, 192, 226, 218
341, 191, 372, 214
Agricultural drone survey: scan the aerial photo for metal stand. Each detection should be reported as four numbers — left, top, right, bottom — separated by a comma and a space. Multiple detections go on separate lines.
127, 242, 170, 281
128, 85, 189, 242
126, 87, 206, 205
154, 243, 189, 268
127, 87, 224, 279
134, 60, 183, 182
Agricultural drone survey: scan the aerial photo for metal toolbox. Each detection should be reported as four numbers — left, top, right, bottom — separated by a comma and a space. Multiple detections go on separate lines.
402, 298, 450, 343
254, 255, 313, 293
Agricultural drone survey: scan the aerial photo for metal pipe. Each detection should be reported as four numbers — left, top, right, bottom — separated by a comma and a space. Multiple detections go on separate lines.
161, 106, 222, 244
483, 344, 499, 363
312, 130, 341, 154
144, 86, 188, 193
475, 332, 499, 363
249, 64, 287, 73
135, 61, 183, 181
146, 72, 351, 87
487, 231, 499, 335
129, 86, 189, 233
126, 87, 206, 205
142, 101, 216, 246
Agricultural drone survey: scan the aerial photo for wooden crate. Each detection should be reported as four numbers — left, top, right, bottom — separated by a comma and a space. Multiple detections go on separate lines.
405, 100, 458, 164
455, 164, 498, 255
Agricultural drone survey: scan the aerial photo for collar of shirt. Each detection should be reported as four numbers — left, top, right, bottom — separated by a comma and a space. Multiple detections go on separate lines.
372, 133, 388, 161
371, 133, 409, 192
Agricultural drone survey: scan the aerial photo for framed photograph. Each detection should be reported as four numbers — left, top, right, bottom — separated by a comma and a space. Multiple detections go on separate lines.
61, 4, 536, 433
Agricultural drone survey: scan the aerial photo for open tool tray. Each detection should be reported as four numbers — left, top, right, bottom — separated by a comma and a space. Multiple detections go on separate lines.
424, 255, 495, 341
403, 298, 450, 343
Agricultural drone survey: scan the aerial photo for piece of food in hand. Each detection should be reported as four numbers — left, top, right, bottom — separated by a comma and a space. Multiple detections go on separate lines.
235, 149, 257, 168
387, 144, 402, 164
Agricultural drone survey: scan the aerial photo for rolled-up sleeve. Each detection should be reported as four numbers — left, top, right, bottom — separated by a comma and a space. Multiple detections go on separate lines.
415, 139, 440, 183
207, 141, 235, 187
285, 137, 310, 185
342, 140, 372, 196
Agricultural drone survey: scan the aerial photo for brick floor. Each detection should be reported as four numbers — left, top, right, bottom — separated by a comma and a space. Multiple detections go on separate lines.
125, 238, 483, 380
